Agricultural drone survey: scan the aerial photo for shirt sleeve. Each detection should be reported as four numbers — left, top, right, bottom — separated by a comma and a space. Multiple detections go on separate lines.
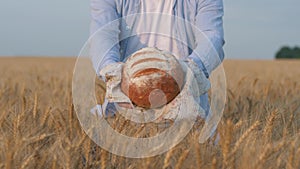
188, 0, 225, 77
90, 0, 121, 75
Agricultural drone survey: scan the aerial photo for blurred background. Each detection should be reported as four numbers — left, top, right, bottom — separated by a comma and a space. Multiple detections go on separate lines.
0, 0, 299, 59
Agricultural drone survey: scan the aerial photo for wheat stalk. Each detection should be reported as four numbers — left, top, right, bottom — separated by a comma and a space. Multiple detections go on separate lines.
133, 124, 146, 137
254, 143, 272, 169
0, 110, 6, 127
33, 92, 38, 118
64, 135, 73, 149
287, 140, 295, 169
195, 142, 202, 168
76, 133, 88, 148
211, 156, 217, 169
22, 95, 26, 114
52, 111, 64, 134
255, 140, 286, 169
24, 133, 55, 143
273, 140, 287, 152
84, 136, 92, 167
230, 121, 260, 157
276, 153, 284, 168
66, 150, 71, 169
110, 154, 118, 168
56, 109, 67, 128
283, 112, 295, 137
5, 148, 13, 169
13, 113, 21, 142
222, 119, 233, 168
174, 149, 190, 169
143, 157, 152, 169
263, 109, 278, 140
117, 119, 129, 133
295, 147, 300, 169
100, 149, 108, 169
234, 120, 243, 131
51, 155, 57, 169
20, 152, 37, 169
162, 147, 176, 169
68, 93, 73, 137
40, 106, 51, 126
36, 153, 48, 169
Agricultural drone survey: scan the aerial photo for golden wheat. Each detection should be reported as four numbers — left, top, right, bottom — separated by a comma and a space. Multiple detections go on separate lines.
0, 58, 299, 168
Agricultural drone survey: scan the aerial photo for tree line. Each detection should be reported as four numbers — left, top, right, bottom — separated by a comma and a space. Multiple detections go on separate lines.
275, 46, 300, 59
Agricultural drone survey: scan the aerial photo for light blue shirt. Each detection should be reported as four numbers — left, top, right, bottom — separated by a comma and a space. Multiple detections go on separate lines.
90, 0, 224, 77
89, 0, 225, 117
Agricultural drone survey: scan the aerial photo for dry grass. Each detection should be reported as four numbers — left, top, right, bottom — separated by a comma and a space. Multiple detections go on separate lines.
0, 58, 300, 169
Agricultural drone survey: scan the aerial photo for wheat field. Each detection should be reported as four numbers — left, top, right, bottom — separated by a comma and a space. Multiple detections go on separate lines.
0, 58, 299, 169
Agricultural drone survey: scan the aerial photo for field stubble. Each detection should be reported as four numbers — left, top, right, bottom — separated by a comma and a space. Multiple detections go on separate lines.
0, 58, 299, 169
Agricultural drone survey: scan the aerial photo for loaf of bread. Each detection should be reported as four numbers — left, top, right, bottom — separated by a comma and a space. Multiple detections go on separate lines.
121, 47, 185, 109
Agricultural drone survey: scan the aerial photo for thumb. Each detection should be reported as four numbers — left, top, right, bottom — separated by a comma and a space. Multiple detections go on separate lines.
99, 62, 124, 82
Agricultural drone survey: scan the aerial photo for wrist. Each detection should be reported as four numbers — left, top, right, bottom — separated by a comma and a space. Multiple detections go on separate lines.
187, 55, 209, 78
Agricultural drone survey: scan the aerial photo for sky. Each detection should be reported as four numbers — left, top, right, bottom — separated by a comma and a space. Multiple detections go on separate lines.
0, 0, 299, 59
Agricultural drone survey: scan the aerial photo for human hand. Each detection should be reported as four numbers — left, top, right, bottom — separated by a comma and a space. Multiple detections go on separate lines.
179, 59, 210, 96
159, 61, 209, 121
116, 102, 134, 109
99, 62, 124, 82
98, 62, 135, 113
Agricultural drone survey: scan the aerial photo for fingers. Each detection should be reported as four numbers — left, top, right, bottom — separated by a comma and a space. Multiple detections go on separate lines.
99, 62, 124, 82
117, 102, 134, 109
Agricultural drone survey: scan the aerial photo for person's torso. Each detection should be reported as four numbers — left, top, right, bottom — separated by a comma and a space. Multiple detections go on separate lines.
115, 0, 199, 61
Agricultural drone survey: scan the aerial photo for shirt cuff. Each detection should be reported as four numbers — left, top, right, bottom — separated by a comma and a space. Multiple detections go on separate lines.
187, 53, 209, 78
93, 50, 120, 76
